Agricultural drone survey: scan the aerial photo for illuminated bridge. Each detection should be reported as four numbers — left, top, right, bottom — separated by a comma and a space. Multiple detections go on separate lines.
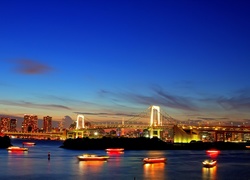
180, 125, 250, 142
70, 105, 250, 142
69, 105, 175, 139
75, 105, 176, 129
3, 105, 250, 143
3, 131, 65, 140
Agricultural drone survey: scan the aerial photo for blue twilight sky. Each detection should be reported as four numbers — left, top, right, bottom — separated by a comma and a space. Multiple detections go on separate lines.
0, 0, 250, 127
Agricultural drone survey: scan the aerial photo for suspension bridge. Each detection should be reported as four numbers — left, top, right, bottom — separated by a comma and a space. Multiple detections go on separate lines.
75, 105, 176, 129
69, 105, 176, 138
67, 105, 250, 142
3, 105, 250, 142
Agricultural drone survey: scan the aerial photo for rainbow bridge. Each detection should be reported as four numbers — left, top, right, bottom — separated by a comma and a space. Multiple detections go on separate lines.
3, 105, 250, 143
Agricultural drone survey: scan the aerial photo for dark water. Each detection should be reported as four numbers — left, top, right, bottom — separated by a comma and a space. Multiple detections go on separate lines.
1, 139, 250, 180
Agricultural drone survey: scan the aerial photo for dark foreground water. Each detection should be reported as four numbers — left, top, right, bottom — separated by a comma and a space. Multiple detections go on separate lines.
1, 139, 250, 180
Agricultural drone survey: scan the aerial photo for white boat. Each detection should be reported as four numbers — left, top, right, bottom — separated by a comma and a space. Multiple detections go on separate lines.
77, 154, 109, 161
7, 146, 28, 151
202, 159, 217, 167
143, 157, 167, 163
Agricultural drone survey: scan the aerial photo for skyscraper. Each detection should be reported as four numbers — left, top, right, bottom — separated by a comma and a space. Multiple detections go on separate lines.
22, 114, 38, 132
0, 117, 17, 132
0, 117, 10, 132
9, 119, 17, 132
43, 116, 52, 132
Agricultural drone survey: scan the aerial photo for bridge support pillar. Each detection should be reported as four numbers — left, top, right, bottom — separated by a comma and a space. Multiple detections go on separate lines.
76, 114, 85, 129
148, 105, 163, 139
149, 128, 163, 139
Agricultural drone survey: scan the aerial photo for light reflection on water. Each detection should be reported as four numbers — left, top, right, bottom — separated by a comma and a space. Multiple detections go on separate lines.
79, 161, 107, 175
1, 139, 250, 180
143, 163, 166, 180
202, 166, 217, 180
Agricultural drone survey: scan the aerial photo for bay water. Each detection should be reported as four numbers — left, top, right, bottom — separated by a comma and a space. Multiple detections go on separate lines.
0, 139, 250, 180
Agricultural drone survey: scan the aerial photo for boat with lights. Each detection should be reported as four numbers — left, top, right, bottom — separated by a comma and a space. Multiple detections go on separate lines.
206, 149, 220, 157
206, 149, 220, 154
7, 146, 28, 151
22, 142, 36, 146
202, 159, 217, 168
143, 157, 167, 163
106, 148, 124, 153
77, 154, 109, 161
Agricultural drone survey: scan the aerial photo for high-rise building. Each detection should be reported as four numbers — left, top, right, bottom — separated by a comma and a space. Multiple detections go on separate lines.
43, 116, 52, 132
22, 114, 38, 132
10, 119, 17, 132
0, 117, 10, 132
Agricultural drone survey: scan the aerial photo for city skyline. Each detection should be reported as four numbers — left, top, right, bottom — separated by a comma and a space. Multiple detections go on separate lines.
0, 115, 55, 132
1, 1, 250, 127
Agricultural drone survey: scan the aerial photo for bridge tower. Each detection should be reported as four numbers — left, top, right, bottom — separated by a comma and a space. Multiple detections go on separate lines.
76, 114, 85, 129
148, 105, 163, 139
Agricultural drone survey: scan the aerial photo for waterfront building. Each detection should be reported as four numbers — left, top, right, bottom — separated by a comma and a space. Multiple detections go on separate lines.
9, 119, 17, 132
0, 117, 17, 132
43, 116, 52, 132
0, 117, 10, 132
22, 114, 38, 132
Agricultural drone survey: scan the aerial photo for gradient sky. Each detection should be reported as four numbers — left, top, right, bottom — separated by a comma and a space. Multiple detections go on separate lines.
1, 0, 250, 128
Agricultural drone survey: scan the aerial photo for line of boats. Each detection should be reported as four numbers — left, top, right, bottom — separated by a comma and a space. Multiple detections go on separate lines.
77, 148, 168, 163
77, 148, 217, 167
6, 144, 218, 167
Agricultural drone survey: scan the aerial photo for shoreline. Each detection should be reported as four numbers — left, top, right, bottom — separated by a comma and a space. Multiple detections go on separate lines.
60, 137, 250, 150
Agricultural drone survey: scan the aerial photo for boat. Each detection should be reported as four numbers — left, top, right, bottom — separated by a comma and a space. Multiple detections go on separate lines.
106, 148, 124, 153
143, 157, 167, 163
22, 142, 36, 146
202, 159, 217, 168
7, 146, 28, 151
77, 154, 109, 161
206, 149, 220, 155
206, 149, 220, 158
